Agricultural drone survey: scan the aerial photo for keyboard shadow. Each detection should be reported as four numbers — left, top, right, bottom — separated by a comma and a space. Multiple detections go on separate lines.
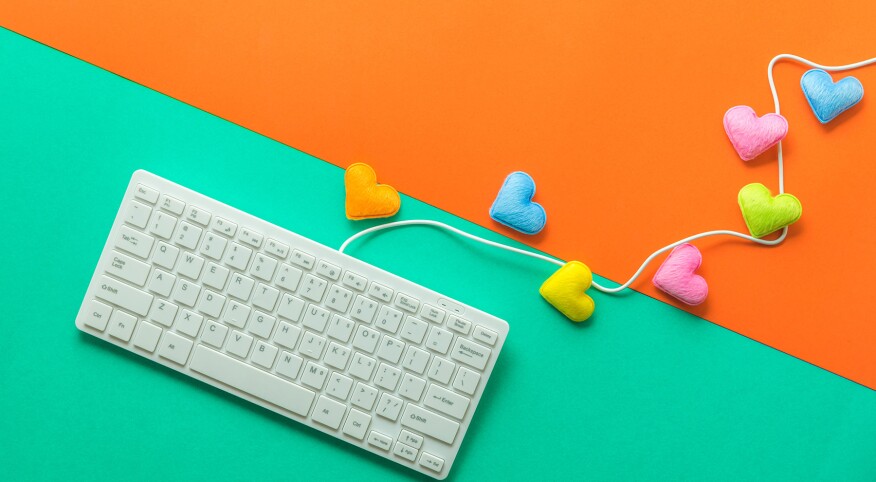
78, 331, 462, 481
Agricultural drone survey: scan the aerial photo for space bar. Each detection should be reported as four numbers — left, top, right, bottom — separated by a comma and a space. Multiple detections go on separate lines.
190, 345, 315, 416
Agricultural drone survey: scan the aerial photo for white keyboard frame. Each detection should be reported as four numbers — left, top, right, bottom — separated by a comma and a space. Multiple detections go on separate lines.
75, 170, 509, 479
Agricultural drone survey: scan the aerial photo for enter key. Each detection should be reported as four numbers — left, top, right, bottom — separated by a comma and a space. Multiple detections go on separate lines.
424, 384, 470, 420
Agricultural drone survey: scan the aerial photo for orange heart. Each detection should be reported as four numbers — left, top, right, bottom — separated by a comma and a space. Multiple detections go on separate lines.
344, 163, 401, 220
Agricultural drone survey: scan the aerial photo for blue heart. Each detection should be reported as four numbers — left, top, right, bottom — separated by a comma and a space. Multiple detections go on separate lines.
801, 69, 864, 124
489, 171, 546, 235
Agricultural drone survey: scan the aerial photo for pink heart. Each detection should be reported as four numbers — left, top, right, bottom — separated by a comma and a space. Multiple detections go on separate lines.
652, 243, 708, 306
723, 105, 788, 161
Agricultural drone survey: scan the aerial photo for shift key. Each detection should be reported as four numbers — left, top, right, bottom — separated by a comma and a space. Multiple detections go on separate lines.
95, 275, 154, 316
400, 404, 459, 444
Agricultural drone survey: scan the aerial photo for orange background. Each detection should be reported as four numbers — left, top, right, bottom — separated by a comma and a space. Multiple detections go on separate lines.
2, 1, 874, 388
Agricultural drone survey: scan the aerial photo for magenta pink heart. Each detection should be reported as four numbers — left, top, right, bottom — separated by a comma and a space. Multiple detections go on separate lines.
652, 243, 708, 306
723, 105, 788, 161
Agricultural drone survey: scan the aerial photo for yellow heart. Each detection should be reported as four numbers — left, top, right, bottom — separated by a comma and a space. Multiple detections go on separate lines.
539, 261, 596, 322
737, 183, 802, 238
344, 163, 401, 220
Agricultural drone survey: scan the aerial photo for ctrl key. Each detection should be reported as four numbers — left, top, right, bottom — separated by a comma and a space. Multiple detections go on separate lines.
83, 300, 112, 331
419, 452, 445, 473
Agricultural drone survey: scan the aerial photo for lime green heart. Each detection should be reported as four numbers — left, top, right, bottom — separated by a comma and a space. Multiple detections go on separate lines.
737, 183, 802, 238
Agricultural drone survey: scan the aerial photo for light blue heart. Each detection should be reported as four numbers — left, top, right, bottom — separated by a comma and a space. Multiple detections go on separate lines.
801, 69, 864, 124
489, 171, 546, 235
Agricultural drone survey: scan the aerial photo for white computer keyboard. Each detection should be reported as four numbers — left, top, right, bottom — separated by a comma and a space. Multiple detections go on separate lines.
75, 170, 508, 479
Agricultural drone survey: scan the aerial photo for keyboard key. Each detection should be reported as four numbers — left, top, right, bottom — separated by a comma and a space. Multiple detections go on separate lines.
424, 384, 470, 420
173, 221, 202, 250
248, 310, 276, 339
376, 393, 403, 421
223, 242, 252, 271
83, 300, 112, 331
325, 285, 353, 313
172, 278, 200, 307
425, 327, 453, 355
152, 242, 179, 270
316, 260, 341, 280
420, 304, 446, 324
158, 332, 194, 365
376, 336, 405, 364
227, 330, 254, 358
290, 249, 315, 269
351, 383, 378, 410
394, 293, 420, 313
367, 431, 392, 451
276, 351, 303, 380
252, 283, 280, 312
374, 305, 403, 334
202, 262, 229, 290
148, 300, 178, 328
324, 342, 352, 370
210, 217, 238, 237
427, 357, 455, 384
368, 282, 393, 303
473, 325, 498, 346
341, 271, 367, 292
223, 300, 250, 329
107, 250, 151, 286
302, 305, 330, 332
176, 252, 205, 280
147, 210, 177, 240
227, 273, 255, 301
447, 315, 472, 335
125, 200, 151, 229
116, 225, 155, 259
326, 315, 355, 343
200, 232, 227, 260
250, 253, 278, 281
419, 452, 445, 473
398, 373, 427, 402
135, 184, 159, 203
299, 332, 327, 359
265, 238, 290, 259
275, 263, 303, 292
325, 372, 353, 400
352, 326, 380, 353
238, 227, 263, 248
399, 430, 424, 450
400, 316, 428, 344
299, 275, 327, 302
350, 295, 378, 324
175, 309, 203, 338
95, 275, 154, 316
202, 320, 228, 348
132, 321, 162, 352
450, 338, 492, 370
251, 340, 278, 369
342, 409, 371, 440
184, 205, 211, 226
274, 322, 302, 350
452, 366, 481, 396
349, 353, 376, 380
108, 310, 137, 342
159, 194, 184, 215
190, 345, 314, 416
401, 346, 430, 375
312, 395, 346, 429
277, 293, 305, 322
375, 364, 402, 391
301, 361, 329, 390
400, 405, 459, 444
393, 442, 417, 462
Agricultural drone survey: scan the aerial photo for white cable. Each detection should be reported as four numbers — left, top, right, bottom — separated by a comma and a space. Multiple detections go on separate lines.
339, 55, 875, 295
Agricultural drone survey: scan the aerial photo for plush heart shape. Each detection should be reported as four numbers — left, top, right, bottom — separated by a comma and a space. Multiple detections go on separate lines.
723, 106, 788, 161
489, 171, 547, 235
801, 69, 864, 124
652, 243, 708, 306
344, 163, 401, 220
737, 183, 802, 238
539, 261, 595, 322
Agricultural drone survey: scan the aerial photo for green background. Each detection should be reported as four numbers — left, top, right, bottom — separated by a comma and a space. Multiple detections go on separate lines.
1, 27, 874, 481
